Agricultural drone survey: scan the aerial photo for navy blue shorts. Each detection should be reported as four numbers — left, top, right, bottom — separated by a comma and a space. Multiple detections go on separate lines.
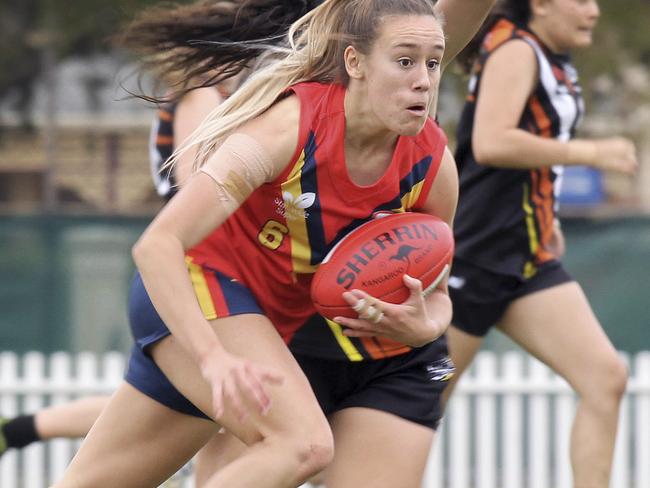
124, 268, 262, 419
448, 258, 573, 337
126, 267, 454, 430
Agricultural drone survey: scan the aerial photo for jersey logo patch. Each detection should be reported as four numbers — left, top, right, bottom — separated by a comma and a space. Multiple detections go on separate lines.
275, 192, 316, 221
425, 357, 455, 382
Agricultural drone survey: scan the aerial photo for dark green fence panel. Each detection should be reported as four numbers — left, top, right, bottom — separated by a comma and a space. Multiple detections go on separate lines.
0, 215, 150, 354
561, 217, 650, 353
0, 215, 648, 354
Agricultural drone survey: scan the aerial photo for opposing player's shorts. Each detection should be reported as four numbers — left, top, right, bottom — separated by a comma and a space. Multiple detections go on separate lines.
296, 335, 454, 430
448, 258, 573, 337
125, 260, 454, 429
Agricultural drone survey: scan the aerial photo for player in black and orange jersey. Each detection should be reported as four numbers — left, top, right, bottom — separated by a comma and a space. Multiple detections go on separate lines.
52, 1, 497, 487
442, 1, 638, 487
150, 81, 239, 201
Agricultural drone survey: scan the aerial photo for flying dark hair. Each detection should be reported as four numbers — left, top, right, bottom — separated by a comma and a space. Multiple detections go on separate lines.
163, 0, 441, 170
455, 0, 532, 74
118, 0, 323, 101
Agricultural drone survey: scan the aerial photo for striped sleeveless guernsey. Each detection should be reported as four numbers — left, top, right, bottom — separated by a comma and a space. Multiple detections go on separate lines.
188, 82, 448, 361
149, 104, 177, 200
148, 86, 230, 200
453, 18, 584, 279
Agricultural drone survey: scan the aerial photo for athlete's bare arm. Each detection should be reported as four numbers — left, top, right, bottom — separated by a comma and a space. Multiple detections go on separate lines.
173, 87, 227, 186
436, 0, 496, 69
472, 40, 637, 174
421, 147, 458, 229
131, 94, 300, 419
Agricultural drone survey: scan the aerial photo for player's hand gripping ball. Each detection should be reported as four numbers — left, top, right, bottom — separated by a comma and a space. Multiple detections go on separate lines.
311, 212, 454, 321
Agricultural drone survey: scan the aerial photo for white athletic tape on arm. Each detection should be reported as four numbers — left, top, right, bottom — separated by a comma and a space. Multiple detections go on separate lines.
200, 133, 274, 213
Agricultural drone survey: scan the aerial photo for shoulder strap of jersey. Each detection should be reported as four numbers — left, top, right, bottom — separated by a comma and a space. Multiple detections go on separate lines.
273, 82, 332, 182
413, 119, 448, 210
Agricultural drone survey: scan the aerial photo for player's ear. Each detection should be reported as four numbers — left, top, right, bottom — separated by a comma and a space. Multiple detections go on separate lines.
344, 45, 365, 80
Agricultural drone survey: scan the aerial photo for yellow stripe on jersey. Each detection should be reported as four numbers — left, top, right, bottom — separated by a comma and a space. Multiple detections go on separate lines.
522, 183, 539, 279
326, 319, 364, 362
281, 151, 318, 274
185, 256, 217, 319
401, 179, 426, 209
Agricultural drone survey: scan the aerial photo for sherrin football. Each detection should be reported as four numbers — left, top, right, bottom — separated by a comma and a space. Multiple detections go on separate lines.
311, 212, 454, 320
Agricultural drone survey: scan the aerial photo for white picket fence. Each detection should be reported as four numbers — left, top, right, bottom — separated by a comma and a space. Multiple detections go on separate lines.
0, 350, 649, 488
428, 351, 650, 488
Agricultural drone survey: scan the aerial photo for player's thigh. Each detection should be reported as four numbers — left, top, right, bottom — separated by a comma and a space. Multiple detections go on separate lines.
152, 313, 331, 446
193, 431, 248, 487
497, 281, 623, 393
54, 382, 217, 488
325, 407, 435, 488
444, 326, 484, 393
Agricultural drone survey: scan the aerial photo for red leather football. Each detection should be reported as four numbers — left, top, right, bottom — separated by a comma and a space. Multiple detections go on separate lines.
311, 212, 454, 320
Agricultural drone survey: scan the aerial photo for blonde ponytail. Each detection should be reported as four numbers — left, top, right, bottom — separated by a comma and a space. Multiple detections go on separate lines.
171, 0, 439, 171
172, 0, 348, 170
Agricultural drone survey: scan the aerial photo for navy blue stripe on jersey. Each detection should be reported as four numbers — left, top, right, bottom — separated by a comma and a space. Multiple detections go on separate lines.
318, 156, 433, 264
393, 156, 433, 202
400, 155, 432, 196
300, 132, 328, 267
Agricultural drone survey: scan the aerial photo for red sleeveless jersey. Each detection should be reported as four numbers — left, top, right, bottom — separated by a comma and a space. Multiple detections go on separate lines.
188, 82, 448, 361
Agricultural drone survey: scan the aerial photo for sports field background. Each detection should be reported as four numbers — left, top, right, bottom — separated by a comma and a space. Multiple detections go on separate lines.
0, 214, 648, 356
1, 0, 649, 356
0, 3, 648, 487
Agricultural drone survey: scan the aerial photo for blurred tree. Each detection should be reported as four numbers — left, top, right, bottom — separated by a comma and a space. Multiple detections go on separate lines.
575, 0, 650, 77
0, 0, 187, 128
1, 0, 648, 128
0, 0, 41, 130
